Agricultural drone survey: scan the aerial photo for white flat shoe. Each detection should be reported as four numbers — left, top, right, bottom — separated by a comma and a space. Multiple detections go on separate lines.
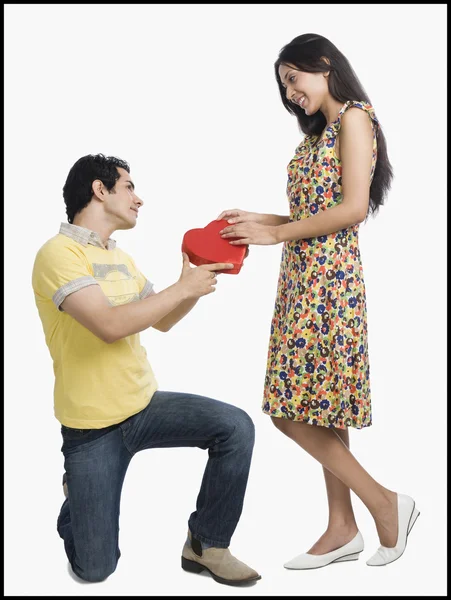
284, 531, 364, 570
366, 493, 420, 566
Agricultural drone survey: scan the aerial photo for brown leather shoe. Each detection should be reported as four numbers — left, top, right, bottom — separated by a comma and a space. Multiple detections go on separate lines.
181, 531, 261, 586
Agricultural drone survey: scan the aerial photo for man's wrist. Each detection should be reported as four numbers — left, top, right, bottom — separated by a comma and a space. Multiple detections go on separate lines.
174, 280, 191, 302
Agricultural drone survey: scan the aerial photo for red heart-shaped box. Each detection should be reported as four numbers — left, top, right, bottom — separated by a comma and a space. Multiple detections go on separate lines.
182, 219, 247, 274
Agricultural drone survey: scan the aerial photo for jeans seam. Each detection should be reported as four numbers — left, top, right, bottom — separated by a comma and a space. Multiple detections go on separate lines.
142, 436, 213, 447
121, 432, 215, 456
120, 427, 135, 458
189, 425, 236, 544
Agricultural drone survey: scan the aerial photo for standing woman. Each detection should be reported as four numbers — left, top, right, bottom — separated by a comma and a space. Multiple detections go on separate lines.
217, 33, 418, 568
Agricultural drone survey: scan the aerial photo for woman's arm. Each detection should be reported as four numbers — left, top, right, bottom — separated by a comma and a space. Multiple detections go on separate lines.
220, 108, 374, 246
216, 209, 289, 227
275, 108, 374, 243
260, 214, 290, 227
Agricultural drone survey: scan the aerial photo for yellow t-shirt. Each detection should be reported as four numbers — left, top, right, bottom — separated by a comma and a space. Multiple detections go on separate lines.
32, 223, 158, 428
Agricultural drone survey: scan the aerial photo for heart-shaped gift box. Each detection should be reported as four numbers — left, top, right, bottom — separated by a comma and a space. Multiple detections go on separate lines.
182, 219, 247, 274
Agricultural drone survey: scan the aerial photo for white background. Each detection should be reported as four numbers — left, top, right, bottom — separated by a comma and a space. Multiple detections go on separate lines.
4, 3, 447, 596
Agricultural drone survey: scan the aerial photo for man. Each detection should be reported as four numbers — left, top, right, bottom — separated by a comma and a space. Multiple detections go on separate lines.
31, 154, 260, 586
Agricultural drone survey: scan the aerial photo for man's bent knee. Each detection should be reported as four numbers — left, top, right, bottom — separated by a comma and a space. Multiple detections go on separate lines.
222, 406, 255, 449
234, 408, 255, 445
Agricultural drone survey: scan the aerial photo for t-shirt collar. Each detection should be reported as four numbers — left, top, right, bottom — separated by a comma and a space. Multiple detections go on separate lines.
59, 222, 117, 250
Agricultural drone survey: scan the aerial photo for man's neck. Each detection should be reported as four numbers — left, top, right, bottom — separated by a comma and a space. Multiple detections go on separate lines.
72, 218, 113, 248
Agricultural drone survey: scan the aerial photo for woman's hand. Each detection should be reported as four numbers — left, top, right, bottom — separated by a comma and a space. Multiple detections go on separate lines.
216, 208, 265, 225
220, 221, 279, 246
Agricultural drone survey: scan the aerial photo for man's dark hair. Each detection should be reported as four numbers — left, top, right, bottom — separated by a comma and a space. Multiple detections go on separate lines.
63, 154, 130, 224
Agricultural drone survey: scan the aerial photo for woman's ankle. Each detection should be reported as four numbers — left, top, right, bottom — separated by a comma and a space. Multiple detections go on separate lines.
368, 488, 397, 520
326, 517, 358, 533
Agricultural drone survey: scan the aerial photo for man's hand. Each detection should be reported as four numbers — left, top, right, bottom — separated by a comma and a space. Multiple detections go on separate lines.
219, 222, 279, 246
178, 253, 234, 299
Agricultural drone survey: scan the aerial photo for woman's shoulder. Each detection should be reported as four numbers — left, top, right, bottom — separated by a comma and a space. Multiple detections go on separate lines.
340, 100, 379, 124
325, 101, 379, 140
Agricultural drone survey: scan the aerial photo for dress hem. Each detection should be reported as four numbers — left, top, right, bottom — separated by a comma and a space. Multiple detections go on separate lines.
262, 409, 372, 431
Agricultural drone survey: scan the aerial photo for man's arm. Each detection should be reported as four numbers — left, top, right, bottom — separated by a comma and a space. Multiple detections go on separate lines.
151, 293, 199, 332
153, 251, 241, 332
61, 281, 189, 343
61, 259, 234, 343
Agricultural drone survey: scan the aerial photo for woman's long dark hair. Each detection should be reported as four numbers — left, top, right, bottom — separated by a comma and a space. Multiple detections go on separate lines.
274, 33, 393, 217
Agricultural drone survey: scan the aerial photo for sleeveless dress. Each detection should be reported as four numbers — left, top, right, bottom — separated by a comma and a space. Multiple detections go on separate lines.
262, 100, 379, 430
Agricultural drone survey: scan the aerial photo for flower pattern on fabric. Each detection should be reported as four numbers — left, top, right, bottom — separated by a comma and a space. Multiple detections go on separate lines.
262, 101, 379, 430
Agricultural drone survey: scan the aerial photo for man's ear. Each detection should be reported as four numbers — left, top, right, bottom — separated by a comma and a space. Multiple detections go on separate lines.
92, 179, 106, 201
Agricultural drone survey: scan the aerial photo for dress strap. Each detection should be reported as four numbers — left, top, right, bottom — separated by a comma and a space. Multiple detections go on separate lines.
295, 100, 379, 154
325, 100, 379, 139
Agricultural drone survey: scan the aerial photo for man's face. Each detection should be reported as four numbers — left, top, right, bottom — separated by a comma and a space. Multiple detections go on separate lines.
103, 167, 144, 230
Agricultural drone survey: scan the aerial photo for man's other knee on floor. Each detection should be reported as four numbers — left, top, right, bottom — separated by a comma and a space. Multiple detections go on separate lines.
75, 560, 117, 583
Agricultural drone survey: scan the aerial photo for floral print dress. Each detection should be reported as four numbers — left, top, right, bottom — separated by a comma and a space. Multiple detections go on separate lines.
262, 100, 379, 430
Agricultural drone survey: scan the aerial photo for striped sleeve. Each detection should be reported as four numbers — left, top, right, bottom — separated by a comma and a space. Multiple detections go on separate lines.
32, 244, 98, 311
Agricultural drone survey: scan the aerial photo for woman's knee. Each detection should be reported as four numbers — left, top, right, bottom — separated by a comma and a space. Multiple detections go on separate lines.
271, 415, 284, 429
271, 415, 294, 436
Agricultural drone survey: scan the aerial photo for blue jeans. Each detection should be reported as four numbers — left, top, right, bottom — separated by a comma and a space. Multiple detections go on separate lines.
57, 390, 255, 582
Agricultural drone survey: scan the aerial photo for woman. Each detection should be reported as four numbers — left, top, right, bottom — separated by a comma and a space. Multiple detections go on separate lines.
217, 33, 418, 569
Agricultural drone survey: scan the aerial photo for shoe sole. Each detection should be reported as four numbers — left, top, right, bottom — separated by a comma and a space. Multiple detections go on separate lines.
181, 556, 261, 586
284, 550, 363, 570
366, 504, 420, 567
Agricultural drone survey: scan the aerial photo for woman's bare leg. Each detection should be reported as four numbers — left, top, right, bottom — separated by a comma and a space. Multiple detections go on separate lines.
272, 417, 398, 548
307, 428, 359, 554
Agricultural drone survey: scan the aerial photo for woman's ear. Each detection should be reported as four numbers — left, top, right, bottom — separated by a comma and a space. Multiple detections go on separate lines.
321, 56, 331, 77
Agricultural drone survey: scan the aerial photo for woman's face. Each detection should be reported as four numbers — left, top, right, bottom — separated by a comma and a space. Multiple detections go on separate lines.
278, 63, 329, 116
